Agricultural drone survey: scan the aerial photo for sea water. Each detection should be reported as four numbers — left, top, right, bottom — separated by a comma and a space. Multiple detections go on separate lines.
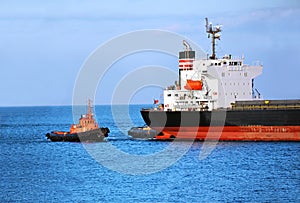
0, 105, 299, 202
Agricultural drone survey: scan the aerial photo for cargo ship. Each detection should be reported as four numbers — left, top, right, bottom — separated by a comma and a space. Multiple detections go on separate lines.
140, 18, 300, 141
46, 100, 109, 142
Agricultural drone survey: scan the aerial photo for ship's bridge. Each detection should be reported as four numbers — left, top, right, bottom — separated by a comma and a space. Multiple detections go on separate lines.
207, 55, 243, 67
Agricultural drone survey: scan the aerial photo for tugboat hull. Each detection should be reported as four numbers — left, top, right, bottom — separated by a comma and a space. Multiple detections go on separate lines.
46, 128, 109, 142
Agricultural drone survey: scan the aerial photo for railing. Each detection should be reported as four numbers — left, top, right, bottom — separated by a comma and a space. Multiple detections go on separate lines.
252, 60, 262, 66
231, 105, 300, 110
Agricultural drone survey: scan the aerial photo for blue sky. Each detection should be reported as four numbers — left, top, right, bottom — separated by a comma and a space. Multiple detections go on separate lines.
0, 0, 299, 106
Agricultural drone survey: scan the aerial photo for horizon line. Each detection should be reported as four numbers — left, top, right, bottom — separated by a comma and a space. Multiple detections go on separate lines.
0, 103, 154, 108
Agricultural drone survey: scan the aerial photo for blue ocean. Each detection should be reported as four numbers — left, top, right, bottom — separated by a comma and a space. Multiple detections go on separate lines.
0, 105, 299, 202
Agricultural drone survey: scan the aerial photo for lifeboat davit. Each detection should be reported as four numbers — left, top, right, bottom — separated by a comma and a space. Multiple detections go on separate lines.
184, 79, 203, 90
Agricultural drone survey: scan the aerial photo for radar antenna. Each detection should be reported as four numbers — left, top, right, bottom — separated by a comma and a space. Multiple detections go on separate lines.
205, 18, 222, 59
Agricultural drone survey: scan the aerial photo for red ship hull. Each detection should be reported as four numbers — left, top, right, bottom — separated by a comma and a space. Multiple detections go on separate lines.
154, 126, 300, 141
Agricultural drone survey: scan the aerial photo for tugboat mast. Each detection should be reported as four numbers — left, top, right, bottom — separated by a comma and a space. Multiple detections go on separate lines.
87, 99, 93, 116
205, 18, 222, 59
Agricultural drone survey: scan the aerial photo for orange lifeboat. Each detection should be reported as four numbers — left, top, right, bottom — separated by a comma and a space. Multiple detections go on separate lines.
184, 79, 203, 90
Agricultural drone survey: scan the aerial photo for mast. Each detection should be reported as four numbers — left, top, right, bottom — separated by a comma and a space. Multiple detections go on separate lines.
205, 18, 222, 59
87, 99, 93, 116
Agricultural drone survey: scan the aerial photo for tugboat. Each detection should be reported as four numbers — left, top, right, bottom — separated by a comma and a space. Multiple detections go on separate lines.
46, 100, 109, 142
140, 18, 300, 141
128, 125, 159, 140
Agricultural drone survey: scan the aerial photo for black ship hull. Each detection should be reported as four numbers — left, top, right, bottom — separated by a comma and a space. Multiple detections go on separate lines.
141, 109, 300, 127
140, 108, 300, 141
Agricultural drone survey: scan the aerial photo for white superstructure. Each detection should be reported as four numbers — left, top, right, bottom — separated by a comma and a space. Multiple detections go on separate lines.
163, 18, 263, 111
